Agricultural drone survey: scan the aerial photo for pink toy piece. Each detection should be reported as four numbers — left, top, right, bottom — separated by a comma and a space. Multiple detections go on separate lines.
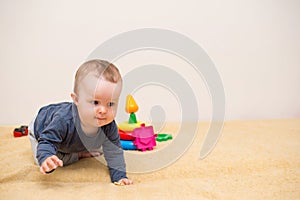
132, 124, 156, 151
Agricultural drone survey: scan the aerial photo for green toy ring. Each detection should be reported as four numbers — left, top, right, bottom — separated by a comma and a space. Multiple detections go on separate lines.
156, 133, 173, 142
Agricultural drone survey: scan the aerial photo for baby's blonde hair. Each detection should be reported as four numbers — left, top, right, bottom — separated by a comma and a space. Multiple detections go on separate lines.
73, 59, 122, 94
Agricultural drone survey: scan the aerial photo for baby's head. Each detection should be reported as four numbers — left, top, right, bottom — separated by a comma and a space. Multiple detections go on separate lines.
71, 59, 122, 134
73, 59, 122, 95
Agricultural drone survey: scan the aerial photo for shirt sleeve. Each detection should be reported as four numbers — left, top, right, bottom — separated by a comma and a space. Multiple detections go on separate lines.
36, 115, 66, 166
102, 121, 127, 182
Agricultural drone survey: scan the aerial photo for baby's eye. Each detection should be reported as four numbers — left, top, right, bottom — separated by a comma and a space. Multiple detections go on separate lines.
93, 101, 99, 105
108, 102, 115, 107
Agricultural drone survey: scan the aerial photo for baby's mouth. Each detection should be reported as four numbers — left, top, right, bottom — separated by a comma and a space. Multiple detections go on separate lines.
96, 117, 106, 121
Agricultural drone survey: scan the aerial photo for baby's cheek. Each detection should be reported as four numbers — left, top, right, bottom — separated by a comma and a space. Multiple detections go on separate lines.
112, 107, 118, 116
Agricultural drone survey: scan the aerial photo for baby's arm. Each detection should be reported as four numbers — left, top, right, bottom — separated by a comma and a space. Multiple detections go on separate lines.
102, 121, 133, 185
40, 155, 63, 174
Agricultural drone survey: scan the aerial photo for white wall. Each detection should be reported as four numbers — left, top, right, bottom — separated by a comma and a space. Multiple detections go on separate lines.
0, 0, 299, 125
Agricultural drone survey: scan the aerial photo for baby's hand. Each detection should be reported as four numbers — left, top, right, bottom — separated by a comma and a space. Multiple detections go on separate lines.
114, 178, 133, 186
40, 155, 63, 174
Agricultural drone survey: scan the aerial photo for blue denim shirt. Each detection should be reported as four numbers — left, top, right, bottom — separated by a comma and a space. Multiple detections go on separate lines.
33, 102, 127, 182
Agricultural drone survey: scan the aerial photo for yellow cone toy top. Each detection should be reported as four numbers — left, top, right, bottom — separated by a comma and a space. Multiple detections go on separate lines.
125, 95, 139, 114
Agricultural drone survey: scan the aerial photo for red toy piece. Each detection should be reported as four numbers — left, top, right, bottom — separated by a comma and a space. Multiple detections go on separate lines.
13, 125, 28, 137
118, 129, 135, 141
132, 124, 156, 151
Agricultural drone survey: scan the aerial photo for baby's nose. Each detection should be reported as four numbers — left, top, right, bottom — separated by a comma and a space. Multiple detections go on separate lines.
97, 105, 107, 114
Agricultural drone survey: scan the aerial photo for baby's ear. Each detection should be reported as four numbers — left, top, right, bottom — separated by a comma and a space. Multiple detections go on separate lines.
71, 93, 79, 105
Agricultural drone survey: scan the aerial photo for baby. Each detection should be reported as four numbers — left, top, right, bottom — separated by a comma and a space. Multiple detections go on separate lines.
28, 59, 133, 185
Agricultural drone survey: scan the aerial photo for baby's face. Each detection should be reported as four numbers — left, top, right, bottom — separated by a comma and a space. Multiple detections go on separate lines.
72, 73, 122, 133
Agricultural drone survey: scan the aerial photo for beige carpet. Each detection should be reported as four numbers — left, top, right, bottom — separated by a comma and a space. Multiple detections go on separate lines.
0, 119, 299, 200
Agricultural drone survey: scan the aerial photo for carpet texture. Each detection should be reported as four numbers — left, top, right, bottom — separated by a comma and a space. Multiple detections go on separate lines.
0, 119, 299, 200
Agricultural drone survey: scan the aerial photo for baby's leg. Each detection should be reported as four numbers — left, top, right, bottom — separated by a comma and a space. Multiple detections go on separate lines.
56, 149, 103, 167
56, 152, 79, 166
78, 150, 102, 159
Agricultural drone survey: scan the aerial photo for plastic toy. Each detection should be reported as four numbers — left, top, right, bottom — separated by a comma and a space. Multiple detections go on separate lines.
132, 123, 156, 151
118, 94, 172, 151
118, 121, 148, 132
118, 94, 148, 132
118, 129, 135, 140
126, 95, 139, 124
156, 133, 173, 142
13, 125, 28, 137
120, 140, 137, 150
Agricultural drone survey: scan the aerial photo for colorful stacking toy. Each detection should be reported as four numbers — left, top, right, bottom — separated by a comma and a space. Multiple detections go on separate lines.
118, 95, 173, 151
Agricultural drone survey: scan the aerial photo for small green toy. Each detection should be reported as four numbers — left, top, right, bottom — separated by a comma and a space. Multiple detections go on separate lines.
156, 133, 173, 142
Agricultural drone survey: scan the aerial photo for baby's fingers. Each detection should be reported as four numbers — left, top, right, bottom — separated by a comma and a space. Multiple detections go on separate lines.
40, 165, 47, 174
122, 179, 133, 185
40, 156, 63, 175
114, 178, 133, 186
51, 156, 63, 167
40, 162, 53, 174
